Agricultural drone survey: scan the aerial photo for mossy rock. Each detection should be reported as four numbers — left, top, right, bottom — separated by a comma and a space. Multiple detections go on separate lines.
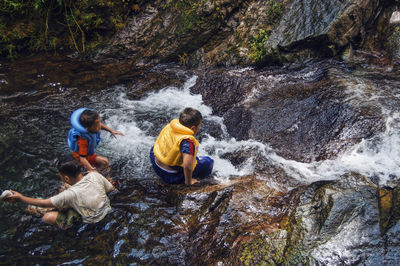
238, 230, 288, 265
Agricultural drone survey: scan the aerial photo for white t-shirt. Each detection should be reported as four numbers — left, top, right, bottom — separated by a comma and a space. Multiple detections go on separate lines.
51, 172, 114, 223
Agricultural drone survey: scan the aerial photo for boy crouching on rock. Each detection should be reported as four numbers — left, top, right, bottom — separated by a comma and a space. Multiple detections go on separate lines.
150, 107, 214, 185
6, 160, 115, 230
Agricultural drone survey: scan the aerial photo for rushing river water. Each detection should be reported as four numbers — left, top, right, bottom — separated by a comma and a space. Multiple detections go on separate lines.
0, 55, 399, 264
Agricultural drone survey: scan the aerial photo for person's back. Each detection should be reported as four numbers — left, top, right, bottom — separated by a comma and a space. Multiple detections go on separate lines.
150, 107, 214, 185
6, 160, 115, 229
51, 171, 113, 223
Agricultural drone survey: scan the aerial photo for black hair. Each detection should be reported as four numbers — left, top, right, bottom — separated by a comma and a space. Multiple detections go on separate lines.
80, 109, 99, 128
179, 107, 202, 128
57, 160, 81, 179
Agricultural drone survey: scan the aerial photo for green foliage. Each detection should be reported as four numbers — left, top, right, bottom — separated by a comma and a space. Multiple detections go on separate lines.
1, 0, 25, 13
249, 28, 271, 63
266, 0, 282, 23
0, 0, 138, 59
175, 0, 202, 36
162, 0, 213, 37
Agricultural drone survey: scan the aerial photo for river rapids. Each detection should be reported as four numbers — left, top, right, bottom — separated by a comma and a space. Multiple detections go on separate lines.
0, 55, 400, 264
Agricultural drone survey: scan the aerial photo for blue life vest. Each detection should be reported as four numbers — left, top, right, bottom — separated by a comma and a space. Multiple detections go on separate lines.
67, 128, 101, 155
67, 108, 101, 155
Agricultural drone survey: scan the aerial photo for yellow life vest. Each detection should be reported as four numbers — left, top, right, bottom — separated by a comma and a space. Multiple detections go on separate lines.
153, 119, 199, 170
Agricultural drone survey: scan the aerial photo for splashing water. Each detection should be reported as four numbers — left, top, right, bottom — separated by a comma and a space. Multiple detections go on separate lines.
2, 57, 400, 264
98, 69, 400, 186
99, 76, 261, 181
264, 68, 400, 185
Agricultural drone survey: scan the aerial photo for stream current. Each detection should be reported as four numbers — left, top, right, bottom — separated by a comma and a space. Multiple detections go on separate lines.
0, 56, 399, 264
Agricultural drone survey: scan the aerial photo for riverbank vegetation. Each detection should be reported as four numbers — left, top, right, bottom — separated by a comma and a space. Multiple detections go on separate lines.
0, 0, 139, 59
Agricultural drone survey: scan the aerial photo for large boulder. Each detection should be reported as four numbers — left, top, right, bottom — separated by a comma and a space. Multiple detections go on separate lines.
192, 61, 385, 162
233, 173, 400, 265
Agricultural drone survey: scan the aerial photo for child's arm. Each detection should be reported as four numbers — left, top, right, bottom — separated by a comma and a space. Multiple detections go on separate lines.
6, 190, 54, 207
100, 123, 124, 138
182, 153, 199, 185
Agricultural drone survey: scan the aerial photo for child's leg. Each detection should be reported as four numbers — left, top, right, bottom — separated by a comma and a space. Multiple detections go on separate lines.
93, 155, 109, 169
87, 154, 109, 170
43, 209, 80, 230
42, 211, 58, 225
192, 156, 214, 179
95, 156, 110, 179
89, 154, 112, 181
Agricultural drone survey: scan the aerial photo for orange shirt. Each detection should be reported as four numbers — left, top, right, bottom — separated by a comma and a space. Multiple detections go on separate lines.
76, 137, 89, 157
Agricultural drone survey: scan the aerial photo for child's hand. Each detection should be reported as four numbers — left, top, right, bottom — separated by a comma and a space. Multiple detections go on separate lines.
5, 190, 20, 203
189, 178, 200, 185
111, 130, 124, 138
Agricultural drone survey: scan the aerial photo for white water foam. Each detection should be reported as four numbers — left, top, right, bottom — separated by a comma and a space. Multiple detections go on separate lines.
268, 72, 400, 185
99, 76, 259, 180
271, 111, 400, 185
98, 72, 400, 186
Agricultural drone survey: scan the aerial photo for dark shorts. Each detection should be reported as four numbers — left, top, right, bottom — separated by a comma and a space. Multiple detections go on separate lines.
149, 147, 214, 184
56, 209, 81, 230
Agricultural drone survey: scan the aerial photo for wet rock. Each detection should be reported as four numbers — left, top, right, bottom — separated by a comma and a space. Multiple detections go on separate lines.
379, 185, 400, 235
191, 68, 251, 115
158, 176, 298, 264
248, 82, 384, 162
250, 172, 400, 265
125, 65, 186, 100
223, 107, 253, 141
96, 0, 245, 66
385, 12, 400, 60
192, 61, 385, 162
266, 0, 390, 60
96, 0, 397, 66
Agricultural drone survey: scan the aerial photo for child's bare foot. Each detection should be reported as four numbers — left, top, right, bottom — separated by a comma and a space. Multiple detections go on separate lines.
25, 205, 55, 217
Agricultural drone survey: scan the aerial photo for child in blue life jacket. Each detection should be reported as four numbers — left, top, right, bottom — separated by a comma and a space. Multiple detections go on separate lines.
150, 107, 214, 185
67, 108, 124, 174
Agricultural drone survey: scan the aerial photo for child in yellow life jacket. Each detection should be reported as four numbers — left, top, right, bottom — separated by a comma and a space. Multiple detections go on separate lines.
150, 108, 214, 185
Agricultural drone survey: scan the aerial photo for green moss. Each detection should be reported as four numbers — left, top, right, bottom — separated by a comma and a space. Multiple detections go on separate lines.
226, 44, 238, 55
266, 0, 282, 24
162, 0, 218, 39
249, 28, 271, 63
280, 218, 309, 265
0, 0, 137, 58
239, 231, 288, 265
240, 236, 270, 265
175, 1, 203, 37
